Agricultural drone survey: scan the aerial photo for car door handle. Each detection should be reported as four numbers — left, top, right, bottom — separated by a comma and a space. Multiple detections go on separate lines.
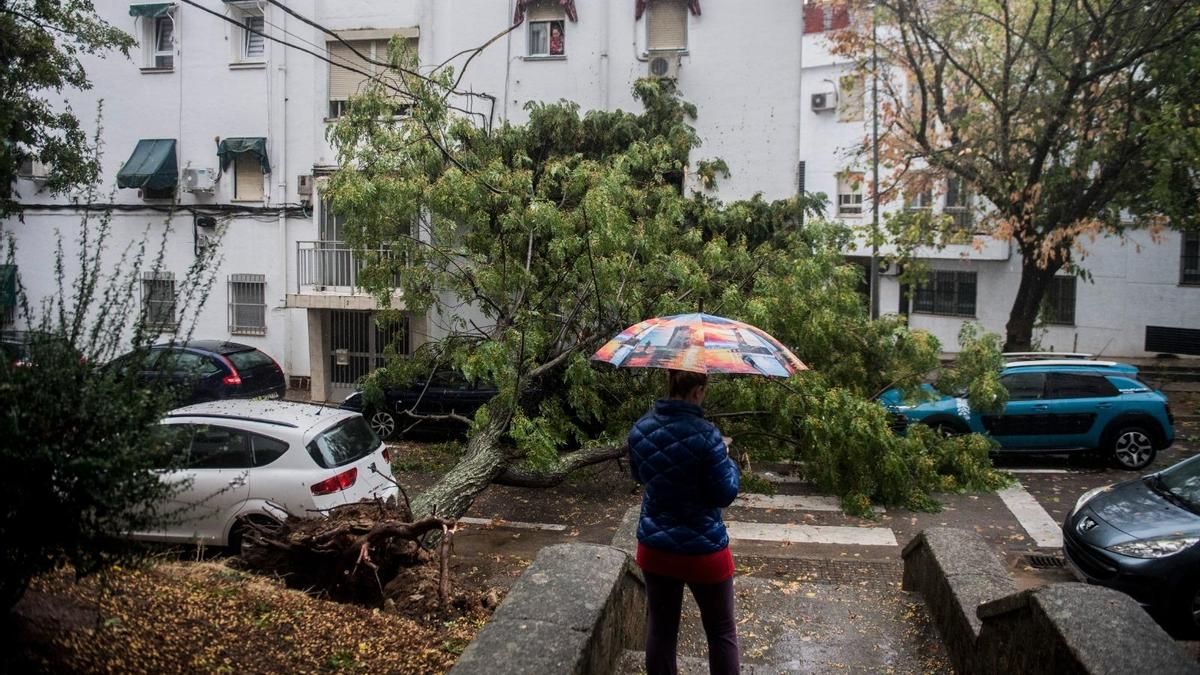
1032, 404, 1049, 411
228, 476, 246, 487
1096, 403, 1112, 409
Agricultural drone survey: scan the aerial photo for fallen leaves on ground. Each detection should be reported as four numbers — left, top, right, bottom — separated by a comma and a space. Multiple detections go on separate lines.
19, 561, 491, 674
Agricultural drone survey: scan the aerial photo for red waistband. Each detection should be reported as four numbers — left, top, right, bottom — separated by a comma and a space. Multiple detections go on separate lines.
635, 542, 734, 584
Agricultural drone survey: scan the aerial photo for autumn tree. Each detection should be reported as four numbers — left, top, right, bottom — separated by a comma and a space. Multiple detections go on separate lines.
834, 0, 1200, 350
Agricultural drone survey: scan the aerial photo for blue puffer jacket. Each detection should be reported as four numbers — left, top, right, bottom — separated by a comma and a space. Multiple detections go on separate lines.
628, 399, 740, 554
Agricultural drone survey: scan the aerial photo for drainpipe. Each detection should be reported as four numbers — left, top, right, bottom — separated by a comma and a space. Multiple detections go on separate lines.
275, 2, 290, 374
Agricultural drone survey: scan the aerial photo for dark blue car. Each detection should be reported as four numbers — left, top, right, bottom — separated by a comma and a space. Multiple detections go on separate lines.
1063, 454, 1200, 632
880, 359, 1175, 470
112, 340, 286, 406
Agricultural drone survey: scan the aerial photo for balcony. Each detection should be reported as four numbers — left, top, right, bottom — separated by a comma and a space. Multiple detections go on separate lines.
288, 241, 405, 310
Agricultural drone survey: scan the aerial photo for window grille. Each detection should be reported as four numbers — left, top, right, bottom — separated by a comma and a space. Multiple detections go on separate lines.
1182, 232, 1200, 286
229, 274, 267, 335
142, 271, 177, 330
913, 270, 976, 317
1041, 276, 1076, 325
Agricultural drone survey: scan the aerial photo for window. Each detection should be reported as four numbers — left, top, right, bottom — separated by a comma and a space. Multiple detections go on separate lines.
228, 274, 267, 335
647, 0, 688, 51
1000, 372, 1046, 401
159, 349, 221, 377
152, 16, 174, 69
306, 416, 380, 469
142, 271, 176, 330
913, 270, 976, 317
233, 153, 264, 201
242, 12, 265, 61
527, 2, 566, 57
1041, 275, 1076, 325
327, 36, 417, 118
904, 175, 933, 211
837, 172, 864, 217
803, 2, 851, 34
1182, 231, 1200, 286
189, 426, 254, 469
251, 434, 289, 467
944, 177, 973, 231
838, 74, 864, 122
1045, 373, 1118, 399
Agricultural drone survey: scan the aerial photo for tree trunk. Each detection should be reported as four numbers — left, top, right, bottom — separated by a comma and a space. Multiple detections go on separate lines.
495, 443, 628, 488
1004, 252, 1063, 352
410, 410, 512, 520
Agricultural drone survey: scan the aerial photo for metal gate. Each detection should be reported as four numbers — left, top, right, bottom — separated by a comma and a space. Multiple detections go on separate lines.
328, 310, 409, 391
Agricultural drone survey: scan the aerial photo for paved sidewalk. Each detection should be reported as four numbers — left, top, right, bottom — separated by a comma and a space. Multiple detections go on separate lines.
613, 504, 951, 674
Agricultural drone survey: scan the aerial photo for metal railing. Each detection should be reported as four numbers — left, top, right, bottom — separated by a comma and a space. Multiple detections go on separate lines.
295, 241, 402, 294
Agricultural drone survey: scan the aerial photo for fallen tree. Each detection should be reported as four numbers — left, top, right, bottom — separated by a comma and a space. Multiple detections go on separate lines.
325, 66, 1009, 520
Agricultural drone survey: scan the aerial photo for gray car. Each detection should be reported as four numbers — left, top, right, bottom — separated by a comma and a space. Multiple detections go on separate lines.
1063, 454, 1200, 632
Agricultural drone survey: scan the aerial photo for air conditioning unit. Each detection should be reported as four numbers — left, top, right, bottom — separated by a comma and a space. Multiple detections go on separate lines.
18, 158, 50, 181
297, 174, 313, 198
647, 52, 681, 80
811, 92, 837, 112
183, 167, 216, 193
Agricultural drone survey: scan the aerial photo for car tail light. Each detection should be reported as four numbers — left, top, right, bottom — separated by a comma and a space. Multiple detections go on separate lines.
223, 372, 242, 386
382, 447, 391, 463
310, 467, 358, 496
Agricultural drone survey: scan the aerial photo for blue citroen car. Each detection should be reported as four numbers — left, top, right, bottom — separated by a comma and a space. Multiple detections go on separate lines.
1063, 454, 1200, 632
880, 359, 1174, 470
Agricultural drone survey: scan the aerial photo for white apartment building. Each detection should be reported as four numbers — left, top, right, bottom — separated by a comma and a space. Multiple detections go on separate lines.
3, 0, 1197, 403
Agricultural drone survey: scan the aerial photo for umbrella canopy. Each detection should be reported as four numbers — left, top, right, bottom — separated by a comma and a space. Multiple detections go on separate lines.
591, 313, 807, 378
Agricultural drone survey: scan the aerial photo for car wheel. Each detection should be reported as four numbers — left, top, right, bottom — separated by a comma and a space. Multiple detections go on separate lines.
1110, 425, 1156, 470
230, 515, 280, 560
368, 410, 398, 440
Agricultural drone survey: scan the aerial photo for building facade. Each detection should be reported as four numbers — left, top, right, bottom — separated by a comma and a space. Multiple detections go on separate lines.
3, 0, 1198, 402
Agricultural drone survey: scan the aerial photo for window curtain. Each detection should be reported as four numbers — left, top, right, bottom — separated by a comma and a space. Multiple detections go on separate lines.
217, 137, 271, 174
513, 0, 578, 26
636, 0, 701, 20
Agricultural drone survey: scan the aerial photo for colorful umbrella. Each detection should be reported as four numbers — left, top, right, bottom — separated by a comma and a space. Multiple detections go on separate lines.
591, 313, 807, 378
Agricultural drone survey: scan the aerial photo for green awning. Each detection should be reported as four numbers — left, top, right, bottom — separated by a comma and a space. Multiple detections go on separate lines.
0, 265, 16, 308
217, 137, 270, 174
117, 139, 178, 190
129, 3, 174, 18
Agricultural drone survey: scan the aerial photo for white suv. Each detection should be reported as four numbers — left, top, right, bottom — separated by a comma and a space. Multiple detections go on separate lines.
132, 400, 399, 552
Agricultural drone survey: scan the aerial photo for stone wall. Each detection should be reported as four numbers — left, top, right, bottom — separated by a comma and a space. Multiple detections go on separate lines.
450, 543, 645, 675
903, 527, 1198, 674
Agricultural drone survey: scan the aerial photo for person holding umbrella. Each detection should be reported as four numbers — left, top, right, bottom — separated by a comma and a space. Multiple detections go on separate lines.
594, 313, 807, 675
628, 368, 740, 674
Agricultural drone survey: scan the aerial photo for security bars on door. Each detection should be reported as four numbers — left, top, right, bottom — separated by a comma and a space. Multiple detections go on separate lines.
228, 274, 267, 335
328, 311, 409, 389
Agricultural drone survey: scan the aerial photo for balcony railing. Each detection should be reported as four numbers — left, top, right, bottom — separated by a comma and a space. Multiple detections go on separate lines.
296, 241, 402, 294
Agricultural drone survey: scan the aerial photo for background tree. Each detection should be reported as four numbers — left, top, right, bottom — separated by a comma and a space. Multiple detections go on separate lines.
326, 58, 1007, 519
833, 0, 1200, 350
0, 0, 134, 213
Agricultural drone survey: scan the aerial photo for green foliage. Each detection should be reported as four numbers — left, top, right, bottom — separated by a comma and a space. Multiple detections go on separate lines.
738, 472, 777, 497
324, 57, 1007, 516
0, 2, 136, 213
0, 178, 218, 609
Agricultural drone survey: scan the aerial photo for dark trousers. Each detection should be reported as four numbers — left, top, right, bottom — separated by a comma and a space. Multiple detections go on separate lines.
643, 571, 739, 675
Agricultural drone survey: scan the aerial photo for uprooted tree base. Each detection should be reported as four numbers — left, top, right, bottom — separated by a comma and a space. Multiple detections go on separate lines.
238, 499, 496, 620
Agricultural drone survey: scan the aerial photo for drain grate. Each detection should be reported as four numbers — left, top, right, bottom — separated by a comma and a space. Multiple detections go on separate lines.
1026, 554, 1066, 569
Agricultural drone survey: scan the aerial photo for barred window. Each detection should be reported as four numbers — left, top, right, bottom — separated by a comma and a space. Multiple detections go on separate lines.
142, 271, 176, 330
913, 270, 976, 317
837, 172, 864, 217
944, 176, 973, 232
228, 274, 267, 335
1041, 275, 1076, 325
1182, 231, 1200, 286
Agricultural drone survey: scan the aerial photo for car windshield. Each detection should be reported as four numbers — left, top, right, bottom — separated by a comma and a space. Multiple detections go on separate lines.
1155, 457, 1200, 510
227, 349, 274, 370
306, 416, 380, 469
